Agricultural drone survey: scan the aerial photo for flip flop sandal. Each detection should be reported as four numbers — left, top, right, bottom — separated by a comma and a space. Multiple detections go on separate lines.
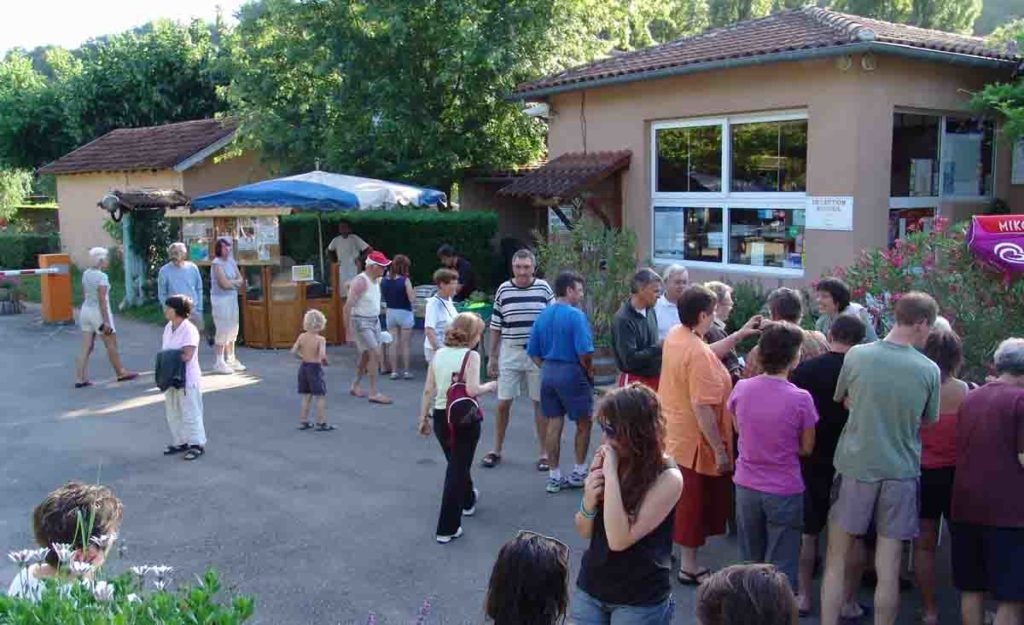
117, 373, 139, 382
163, 444, 188, 455
315, 423, 336, 431
368, 395, 392, 405
183, 446, 205, 461
677, 568, 711, 586
74, 381, 93, 389
536, 457, 550, 472
349, 387, 366, 398
481, 452, 502, 468
297, 423, 314, 430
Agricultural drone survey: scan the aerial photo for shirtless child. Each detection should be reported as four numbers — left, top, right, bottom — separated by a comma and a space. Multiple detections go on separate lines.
291, 309, 334, 431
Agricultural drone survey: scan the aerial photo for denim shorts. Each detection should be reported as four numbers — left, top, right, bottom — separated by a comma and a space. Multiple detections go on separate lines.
570, 588, 673, 625
540, 360, 593, 420
385, 308, 414, 330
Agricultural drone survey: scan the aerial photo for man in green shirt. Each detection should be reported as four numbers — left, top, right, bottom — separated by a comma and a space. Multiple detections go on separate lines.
820, 292, 940, 625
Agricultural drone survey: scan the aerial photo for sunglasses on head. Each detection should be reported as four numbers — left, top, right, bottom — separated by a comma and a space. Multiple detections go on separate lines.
516, 530, 569, 559
598, 421, 615, 437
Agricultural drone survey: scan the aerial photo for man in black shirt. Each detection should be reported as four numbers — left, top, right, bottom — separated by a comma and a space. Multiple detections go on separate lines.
789, 313, 866, 615
437, 244, 476, 302
611, 268, 662, 390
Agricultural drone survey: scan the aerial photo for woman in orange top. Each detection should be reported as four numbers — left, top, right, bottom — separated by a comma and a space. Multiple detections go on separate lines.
657, 284, 734, 586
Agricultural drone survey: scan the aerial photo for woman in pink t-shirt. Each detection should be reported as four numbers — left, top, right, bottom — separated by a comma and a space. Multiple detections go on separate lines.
727, 322, 818, 590
161, 294, 206, 461
915, 328, 969, 625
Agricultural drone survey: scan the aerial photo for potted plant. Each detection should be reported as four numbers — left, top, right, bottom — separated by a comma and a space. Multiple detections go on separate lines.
535, 216, 637, 385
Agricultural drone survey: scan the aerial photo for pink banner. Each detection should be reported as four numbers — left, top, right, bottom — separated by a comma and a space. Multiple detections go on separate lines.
968, 215, 1024, 273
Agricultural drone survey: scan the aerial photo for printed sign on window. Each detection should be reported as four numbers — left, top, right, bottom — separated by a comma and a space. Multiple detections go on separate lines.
806, 196, 853, 231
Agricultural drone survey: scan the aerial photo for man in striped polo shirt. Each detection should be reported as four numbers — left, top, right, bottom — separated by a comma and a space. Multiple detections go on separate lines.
481, 249, 554, 470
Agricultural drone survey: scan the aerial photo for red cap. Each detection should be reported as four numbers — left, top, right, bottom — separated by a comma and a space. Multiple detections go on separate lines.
365, 250, 391, 267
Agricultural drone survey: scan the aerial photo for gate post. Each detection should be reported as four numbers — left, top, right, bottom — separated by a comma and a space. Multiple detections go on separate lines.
39, 253, 73, 324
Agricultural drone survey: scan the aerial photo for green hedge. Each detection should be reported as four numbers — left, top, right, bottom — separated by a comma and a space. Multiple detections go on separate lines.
280, 210, 499, 288
0, 232, 60, 269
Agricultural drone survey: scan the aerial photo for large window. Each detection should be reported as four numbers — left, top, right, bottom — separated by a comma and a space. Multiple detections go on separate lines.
651, 112, 807, 275
890, 112, 994, 201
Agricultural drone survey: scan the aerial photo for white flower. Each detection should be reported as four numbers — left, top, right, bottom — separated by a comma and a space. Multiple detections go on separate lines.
90, 533, 118, 549
148, 565, 173, 578
50, 543, 75, 563
127, 593, 141, 603
68, 560, 95, 575
130, 565, 151, 577
8, 548, 48, 567
92, 581, 115, 602
153, 579, 168, 591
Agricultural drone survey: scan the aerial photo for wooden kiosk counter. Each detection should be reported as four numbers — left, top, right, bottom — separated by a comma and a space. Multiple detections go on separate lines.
167, 206, 345, 348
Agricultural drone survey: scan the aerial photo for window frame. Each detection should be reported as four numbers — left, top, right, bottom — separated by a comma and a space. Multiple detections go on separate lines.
650, 110, 809, 277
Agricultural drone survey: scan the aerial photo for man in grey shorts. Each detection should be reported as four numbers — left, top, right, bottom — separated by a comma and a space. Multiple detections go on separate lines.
481, 249, 553, 470
345, 250, 392, 405
820, 292, 940, 625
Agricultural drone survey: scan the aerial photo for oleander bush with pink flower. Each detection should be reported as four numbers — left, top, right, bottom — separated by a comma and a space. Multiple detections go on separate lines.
822, 218, 1024, 381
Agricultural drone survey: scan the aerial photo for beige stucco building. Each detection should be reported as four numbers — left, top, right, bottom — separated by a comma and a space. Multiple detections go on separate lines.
38, 119, 270, 267
509, 8, 1022, 287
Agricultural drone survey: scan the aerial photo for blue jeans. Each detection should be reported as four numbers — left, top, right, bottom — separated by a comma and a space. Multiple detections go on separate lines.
571, 588, 673, 625
735, 484, 803, 590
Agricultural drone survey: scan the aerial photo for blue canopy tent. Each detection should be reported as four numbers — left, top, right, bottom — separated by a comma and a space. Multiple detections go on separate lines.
191, 170, 446, 279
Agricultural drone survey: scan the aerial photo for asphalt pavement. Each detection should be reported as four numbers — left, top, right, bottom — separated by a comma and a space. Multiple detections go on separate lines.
0, 305, 956, 624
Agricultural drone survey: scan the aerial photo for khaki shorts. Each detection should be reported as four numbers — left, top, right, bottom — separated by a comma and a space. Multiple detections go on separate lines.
352, 315, 381, 353
497, 343, 540, 402
79, 305, 114, 334
830, 474, 920, 540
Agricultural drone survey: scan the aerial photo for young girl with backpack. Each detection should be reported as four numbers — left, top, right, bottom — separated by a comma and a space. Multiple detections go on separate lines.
418, 312, 496, 544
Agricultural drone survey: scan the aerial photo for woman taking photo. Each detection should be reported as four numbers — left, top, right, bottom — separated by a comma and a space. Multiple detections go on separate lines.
418, 312, 496, 543
423, 268, 459, 364
381, 254, 416, 379
160, 295, 206, 461
485, 531, 570, 625
573, 384, 683, 625
211, 237, 245, 375
74, 246, 137, 387
657, 285, 734, 585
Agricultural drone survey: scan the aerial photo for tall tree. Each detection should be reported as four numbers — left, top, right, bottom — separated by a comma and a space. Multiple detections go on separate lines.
829, 0, 980, 32
708, 0, 773, 28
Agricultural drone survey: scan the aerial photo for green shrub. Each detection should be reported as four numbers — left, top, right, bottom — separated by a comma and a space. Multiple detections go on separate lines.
534, 217, 637, 347
280, 210, 499, 288
0, 232, 60, 269
823, 218, 1024, 382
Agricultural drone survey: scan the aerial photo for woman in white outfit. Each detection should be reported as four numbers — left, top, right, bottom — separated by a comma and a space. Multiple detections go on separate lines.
423, 268, 459, 364
211, 237, 245, 374
161, 294, 207, 461
74, 247, 137, 388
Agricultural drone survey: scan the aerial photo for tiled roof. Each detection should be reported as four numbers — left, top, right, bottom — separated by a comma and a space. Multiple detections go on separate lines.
38, 118, 237, 175
498, 151, 631, 200
514, 7, 1019, 97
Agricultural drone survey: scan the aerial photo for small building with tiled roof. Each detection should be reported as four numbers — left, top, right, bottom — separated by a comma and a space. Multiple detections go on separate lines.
38, 118, 270, 267
509, 7, 1022, 285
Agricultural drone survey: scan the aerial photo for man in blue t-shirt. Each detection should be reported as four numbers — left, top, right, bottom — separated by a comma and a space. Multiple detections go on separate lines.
527, 270, 594, 494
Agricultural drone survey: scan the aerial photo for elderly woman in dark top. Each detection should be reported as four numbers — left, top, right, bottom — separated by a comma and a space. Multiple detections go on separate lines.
950, 337, 1024, 625
573, 384, 683, 625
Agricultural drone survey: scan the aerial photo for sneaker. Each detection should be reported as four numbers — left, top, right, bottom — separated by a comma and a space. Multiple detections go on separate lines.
546, 476, 569, 494
462, 488, 480, 516
436, 527, 463, 544
390, 371, 400, 380
213, 362, 234, 375
402, 371, 414, 380
228, 360, 247, 372
568, 469, 587, 489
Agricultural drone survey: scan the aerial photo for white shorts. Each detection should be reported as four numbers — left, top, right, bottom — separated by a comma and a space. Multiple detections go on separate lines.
497, 343, 541, 402
386, 308, 415, 330
79, 305, 114, 334
211, 297, 239, 344
164, 386, 206, 447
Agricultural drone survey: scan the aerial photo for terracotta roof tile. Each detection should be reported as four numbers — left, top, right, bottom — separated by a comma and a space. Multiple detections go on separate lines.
498, 151, 631, 200
514, 8, 1018, 97
38, 118, 237, 175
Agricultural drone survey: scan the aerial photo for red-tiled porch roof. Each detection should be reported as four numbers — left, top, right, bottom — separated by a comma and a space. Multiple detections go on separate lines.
497, 151, 631, 201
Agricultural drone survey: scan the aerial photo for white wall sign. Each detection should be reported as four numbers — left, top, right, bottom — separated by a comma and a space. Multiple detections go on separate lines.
806, 196, 854, 231
1012, 139, 1024, 185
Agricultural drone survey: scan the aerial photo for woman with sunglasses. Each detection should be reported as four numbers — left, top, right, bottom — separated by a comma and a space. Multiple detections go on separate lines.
573, 384, 684, 625
486, 531, 570, 625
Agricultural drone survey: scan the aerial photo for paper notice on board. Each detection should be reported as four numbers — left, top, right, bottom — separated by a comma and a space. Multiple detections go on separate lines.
183, 219, 210, 237
750, 242, 765, 267
256, 217, 279, 244
806, 196, 854, 231
258, 244, 270, 261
